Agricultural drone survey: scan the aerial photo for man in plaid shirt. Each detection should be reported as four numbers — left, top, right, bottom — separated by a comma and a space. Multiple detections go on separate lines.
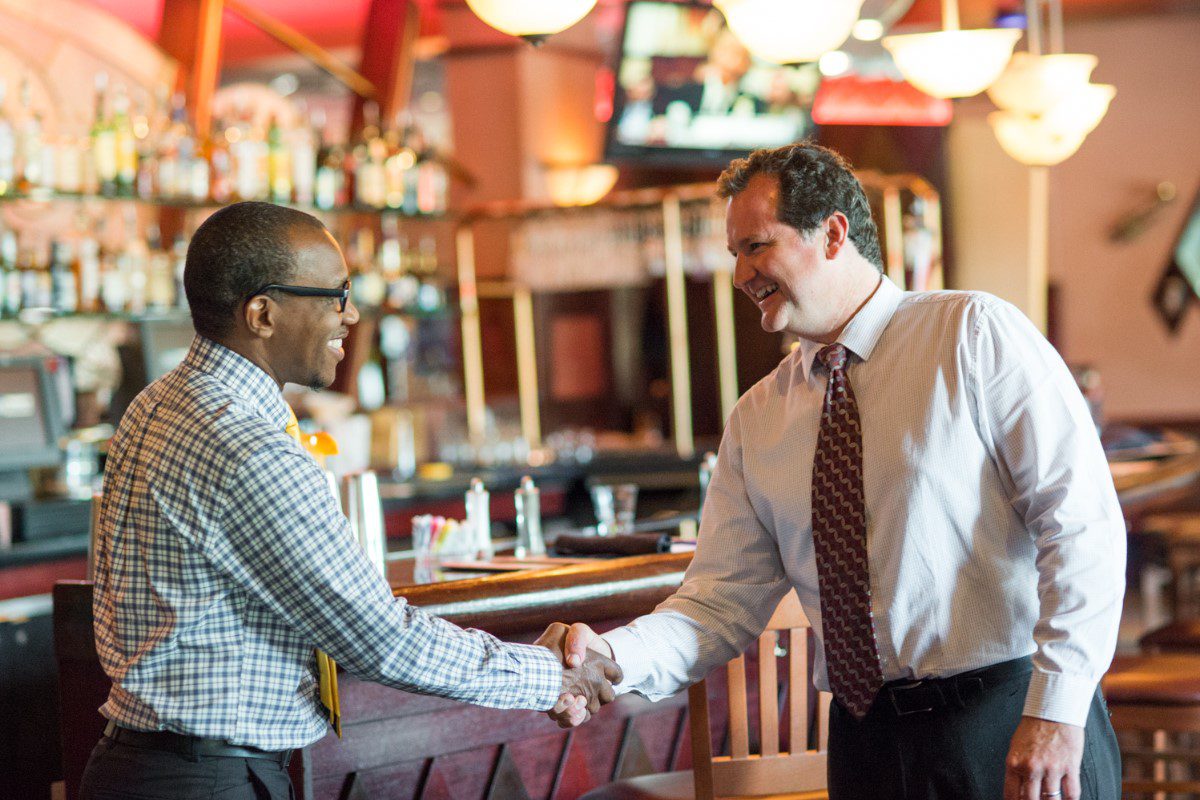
80, 202, 620, 800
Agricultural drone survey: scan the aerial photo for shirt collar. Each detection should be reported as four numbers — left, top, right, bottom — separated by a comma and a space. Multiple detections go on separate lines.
797, 274, 903, 381
182, 336, 291, 431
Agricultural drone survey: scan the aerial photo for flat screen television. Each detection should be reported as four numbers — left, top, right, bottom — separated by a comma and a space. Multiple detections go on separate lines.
605, 0, 821, 166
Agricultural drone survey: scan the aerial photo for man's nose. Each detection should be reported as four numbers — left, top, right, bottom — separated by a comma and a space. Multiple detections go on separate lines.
343, 299, 361, 325
732, 255, 754, 289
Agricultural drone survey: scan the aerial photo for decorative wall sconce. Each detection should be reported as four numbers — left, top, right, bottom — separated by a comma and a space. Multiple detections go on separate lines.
544, 164, 619, 207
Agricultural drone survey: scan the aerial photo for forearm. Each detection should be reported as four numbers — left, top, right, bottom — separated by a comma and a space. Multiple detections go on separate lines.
603, 576, 788, 701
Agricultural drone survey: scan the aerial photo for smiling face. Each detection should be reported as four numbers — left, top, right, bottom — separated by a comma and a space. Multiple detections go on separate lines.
727, 173, 851, 342
266, 228, 359, 389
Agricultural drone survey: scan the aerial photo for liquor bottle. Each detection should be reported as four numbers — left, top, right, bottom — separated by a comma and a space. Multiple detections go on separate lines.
16, 77, 48, 195
20, 239, 52, 311
135, 87, 162, 199
171, 234, 189, 309
313, 114, 345, 210
49, 240, 78, 314
53, 126, 85, 195
290, 103, 317, 207
267, 115, 292, 204
112, 85, 138, 197
146, 224, 175, 310
383, 117, 410, 210
0, 229, 19, 317
206, 121, 233, 203
75, 235, 102, 313
353, 101, 387, 209
91, 73, 118, 197
0, 80, 15, 196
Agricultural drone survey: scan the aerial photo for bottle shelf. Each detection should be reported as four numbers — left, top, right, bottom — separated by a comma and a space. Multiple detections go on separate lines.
0, 189, 451, 220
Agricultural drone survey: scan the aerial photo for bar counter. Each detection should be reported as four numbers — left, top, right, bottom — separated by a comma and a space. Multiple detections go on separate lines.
55, 553, 710, 800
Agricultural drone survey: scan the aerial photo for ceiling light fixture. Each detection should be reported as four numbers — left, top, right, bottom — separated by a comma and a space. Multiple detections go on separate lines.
986, 0, 1115, 165
713, 0, 864, 65
881, 0, 1020, 98
464, 0, 598, 44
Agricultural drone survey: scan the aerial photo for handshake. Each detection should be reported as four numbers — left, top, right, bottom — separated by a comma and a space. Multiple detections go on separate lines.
535, 622, 622, 729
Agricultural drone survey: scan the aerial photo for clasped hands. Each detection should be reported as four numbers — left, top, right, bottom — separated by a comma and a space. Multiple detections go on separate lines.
535, 622, 618, 728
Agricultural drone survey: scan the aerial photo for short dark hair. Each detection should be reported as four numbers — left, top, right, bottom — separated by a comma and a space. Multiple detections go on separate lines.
717, 142, 884, 271
184, 202, 328, 341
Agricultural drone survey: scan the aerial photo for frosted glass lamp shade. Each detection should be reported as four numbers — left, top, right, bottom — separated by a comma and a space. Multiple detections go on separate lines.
989, 111, 1086, 166
1043, 82, 1116, 135
882, 28, 1022, 98
987, 52, 1098, 115
714, 0, 865, 64
465, 0, 598, 39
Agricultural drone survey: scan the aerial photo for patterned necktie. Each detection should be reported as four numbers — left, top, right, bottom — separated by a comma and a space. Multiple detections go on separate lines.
811, 343, 882, 719
285, 405, 342, 739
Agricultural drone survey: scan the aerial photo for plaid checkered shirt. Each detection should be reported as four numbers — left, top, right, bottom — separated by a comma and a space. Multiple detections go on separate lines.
93, 336, 562, 750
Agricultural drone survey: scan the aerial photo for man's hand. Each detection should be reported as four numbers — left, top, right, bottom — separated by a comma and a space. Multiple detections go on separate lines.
536, 623, 622, 729
563, 621, 613, 666
1003, 716, 1085, 800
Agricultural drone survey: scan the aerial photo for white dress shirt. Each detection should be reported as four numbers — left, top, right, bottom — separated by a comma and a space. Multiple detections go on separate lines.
604, 277, 1125, 727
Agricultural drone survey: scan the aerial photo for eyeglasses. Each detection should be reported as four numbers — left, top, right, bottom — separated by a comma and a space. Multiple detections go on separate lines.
248, 280, 352, 313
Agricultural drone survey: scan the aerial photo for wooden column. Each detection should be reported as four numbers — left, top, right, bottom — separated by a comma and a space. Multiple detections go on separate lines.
352, 0, 418, 136
157, 0, 224, 136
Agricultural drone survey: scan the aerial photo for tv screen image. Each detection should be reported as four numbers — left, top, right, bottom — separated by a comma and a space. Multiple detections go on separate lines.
606, 1, 820, 164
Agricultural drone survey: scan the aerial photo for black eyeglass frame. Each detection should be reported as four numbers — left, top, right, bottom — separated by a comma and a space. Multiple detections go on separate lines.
247, 280, 351, 312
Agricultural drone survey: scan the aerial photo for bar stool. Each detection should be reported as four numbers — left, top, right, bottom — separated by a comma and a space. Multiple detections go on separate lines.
1141, 512, 1200, 617
1140, 618, 1200, 653
1102, 653, 1200, 797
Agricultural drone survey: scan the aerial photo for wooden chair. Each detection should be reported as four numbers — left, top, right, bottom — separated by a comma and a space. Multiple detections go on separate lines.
581, 591, 831, 800
1102, 653, 1200, 798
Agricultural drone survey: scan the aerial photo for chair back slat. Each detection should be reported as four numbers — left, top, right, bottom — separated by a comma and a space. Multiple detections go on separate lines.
726, 654, 750, 759
688, 683, 716, 800
684, 590, 829, 798
789, 627, 808, 751
818, 692, 832, 752
758, 631, 780, 756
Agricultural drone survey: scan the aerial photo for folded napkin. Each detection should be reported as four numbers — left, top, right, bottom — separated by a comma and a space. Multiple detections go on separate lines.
553, 532, 672, 557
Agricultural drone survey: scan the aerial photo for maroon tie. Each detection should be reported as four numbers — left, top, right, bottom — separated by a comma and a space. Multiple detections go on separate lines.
811, 343, 882, 719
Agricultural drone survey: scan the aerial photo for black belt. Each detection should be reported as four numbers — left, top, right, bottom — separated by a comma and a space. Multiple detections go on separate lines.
884, 655, 1032, 716
103, 720, 294, 766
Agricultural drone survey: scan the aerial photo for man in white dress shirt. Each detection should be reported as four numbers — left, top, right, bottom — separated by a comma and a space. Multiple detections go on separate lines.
547, 143, 1123, 800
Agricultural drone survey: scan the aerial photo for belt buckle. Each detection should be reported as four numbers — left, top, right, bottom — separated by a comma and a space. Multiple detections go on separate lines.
889, 680, 945, 716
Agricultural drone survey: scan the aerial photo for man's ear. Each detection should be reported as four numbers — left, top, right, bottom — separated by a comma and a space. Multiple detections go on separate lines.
243, 296, 276, 340
823, 212, 850, 259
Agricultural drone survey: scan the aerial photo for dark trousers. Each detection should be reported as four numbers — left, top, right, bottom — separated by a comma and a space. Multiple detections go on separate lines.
79, 736, 295, 800
827, 657, 1121, 800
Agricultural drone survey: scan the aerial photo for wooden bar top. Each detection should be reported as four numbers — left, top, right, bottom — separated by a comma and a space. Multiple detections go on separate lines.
389, 552, 693, 637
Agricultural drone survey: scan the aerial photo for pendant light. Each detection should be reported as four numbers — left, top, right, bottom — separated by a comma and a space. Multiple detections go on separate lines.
882, 0, 1021, 98
986, 0, 1114, 166
713, 0, 864, 65
465, 0, 598, 44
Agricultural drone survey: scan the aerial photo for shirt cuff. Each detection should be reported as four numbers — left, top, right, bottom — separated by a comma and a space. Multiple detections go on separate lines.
507, 643, 564, 711
602, 627, 654, 698
1022, 670, 1097, 727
